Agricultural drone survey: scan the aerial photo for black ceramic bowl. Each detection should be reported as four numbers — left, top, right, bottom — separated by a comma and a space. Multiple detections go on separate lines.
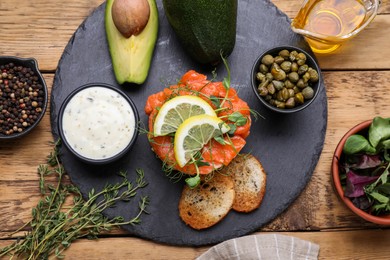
58, 83, 139, 165
251, 46, 321, 114
0, 56, 48, 140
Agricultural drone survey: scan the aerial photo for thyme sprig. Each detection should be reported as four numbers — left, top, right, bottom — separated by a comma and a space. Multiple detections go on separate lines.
0, 140, 149, 259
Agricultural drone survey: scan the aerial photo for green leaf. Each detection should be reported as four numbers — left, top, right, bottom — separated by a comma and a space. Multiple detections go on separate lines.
221, 53, 231, 91
369, 191, 389, 204
185, 175, 201, 189
228, 112, 248, 126
380, 169, 389, 184
381, 139, 390, 149
214, 136, 226, 145
365, 167, 389, 194
210, 95, 221, 109
223, 78, 230, 91
369, 117, 390, 148
228, 124, 237, 135
376, 183, 390, 195
343, 134, 376, 155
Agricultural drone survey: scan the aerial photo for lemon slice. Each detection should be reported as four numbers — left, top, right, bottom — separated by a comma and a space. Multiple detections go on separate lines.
174, 114, 230, 167
153, 95, 216, 136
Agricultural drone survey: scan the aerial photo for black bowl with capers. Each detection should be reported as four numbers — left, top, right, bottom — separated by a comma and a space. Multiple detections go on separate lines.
0, 56, 48, 140
251, 46, 321, 113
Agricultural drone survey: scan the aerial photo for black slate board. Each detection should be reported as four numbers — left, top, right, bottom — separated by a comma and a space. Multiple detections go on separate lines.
50, 0, 327, 246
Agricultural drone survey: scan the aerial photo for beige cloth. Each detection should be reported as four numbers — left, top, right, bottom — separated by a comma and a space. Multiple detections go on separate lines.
197, 234, 319, 260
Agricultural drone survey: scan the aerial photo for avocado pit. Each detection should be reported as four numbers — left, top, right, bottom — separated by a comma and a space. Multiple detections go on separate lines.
112, 0, 150, 38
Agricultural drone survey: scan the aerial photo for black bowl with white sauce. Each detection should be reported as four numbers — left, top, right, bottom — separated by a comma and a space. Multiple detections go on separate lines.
58, 83, 139, 164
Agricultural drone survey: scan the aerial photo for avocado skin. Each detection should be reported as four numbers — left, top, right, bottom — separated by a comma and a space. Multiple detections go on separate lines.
163, 0, 237, 65
105, 0, 158, 85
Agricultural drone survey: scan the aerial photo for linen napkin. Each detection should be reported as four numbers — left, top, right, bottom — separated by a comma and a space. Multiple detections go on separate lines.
196, 234, 319, 260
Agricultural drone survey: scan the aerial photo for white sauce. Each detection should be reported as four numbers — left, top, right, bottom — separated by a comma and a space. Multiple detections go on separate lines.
62, 86, 136, 160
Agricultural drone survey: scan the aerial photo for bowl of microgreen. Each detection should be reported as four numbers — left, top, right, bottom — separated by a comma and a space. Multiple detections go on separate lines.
332, 117, 390, 225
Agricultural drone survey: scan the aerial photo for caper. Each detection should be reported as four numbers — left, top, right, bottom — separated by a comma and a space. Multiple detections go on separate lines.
289, 50, 298, 62
279, 49, 290, 59
284, 80, 295, 89
291, 62, 298, 72
267, 83, 276, 95
258, 85, 268, 96
296, 79, 307, 89
308, 68, 319, 82
274, 56, 284, 64
272, 80, 284, 90
298, 64, 308, 75
271, 63, 286, 81
297, 52, 307, 66
255, 48, 320, 110
285, 97, 295, 108
256, 72, 265, 82
280, 61, 292, 73
302, 86, 314, 99
288, 72, 299, 83
288, 88, 295, 98
275, 100, 285, 109
281, 88, 290, 100
258, 78, 270, 90
261, 54, 274, 66
265, 72, 273, 81
302, 72, 311, 83
294, 92, 305, 104
276, 91, 284, 101
259, 64, 268, 74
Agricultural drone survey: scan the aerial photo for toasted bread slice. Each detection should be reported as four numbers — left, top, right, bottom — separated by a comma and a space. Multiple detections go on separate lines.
222, 154, 267, 212
178, 174, 235, 230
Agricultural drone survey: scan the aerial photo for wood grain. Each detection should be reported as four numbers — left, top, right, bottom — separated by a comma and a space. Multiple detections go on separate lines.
2, 71, 390, 234
0, 0, 388, 70
1, 0, 390, 259
1, 230, 390, 259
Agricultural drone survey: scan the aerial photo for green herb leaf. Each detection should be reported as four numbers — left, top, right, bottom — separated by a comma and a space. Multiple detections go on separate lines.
382, 139, 390, 148
210, 95, 221, 109
228, 124, 237, 135
228, 112, 248, 126
343, 134, 376, 155
369, 191, 389, 204
0, 141, 149, 259
214, 136, 226, 145
221, 53, 231, 91
377, 183, 390, 195
369, 117, 390, 148
185, 174, 201, 189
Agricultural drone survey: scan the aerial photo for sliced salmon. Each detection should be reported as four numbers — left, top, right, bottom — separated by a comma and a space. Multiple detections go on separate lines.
145, 70, 251, 175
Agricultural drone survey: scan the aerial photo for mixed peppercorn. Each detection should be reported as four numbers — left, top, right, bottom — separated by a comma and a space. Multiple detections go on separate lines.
0, 62, 45, 136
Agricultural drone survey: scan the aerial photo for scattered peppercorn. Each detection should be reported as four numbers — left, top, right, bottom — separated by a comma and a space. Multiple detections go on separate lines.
0, 62, 45, 136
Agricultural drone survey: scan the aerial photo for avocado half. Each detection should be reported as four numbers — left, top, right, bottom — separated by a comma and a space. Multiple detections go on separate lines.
105, 0, 158, 85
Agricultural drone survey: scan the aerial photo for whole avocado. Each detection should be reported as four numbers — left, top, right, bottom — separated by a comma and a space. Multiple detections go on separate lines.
163, 0, 238, 65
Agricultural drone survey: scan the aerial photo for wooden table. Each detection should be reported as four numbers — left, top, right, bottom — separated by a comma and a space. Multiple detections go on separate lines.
1, 0, 390, 259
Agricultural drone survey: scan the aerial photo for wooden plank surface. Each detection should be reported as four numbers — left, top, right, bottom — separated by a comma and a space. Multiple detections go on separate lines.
0, 0, 388, 71
2, 71, 390, 234
1, 230, 390, 259
1, 0, 390, 259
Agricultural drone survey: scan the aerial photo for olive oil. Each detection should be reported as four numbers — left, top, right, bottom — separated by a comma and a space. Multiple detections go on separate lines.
292, 0, 367, 53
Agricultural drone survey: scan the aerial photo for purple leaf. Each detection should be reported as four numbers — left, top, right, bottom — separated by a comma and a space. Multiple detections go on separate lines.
350, 154, 382, 169
344, 171, 379, 198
